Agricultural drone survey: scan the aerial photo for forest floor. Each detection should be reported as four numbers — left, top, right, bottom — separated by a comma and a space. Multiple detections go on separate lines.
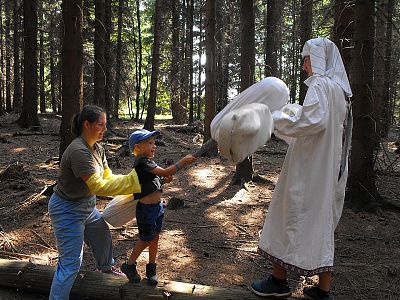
0, 113, 399, 300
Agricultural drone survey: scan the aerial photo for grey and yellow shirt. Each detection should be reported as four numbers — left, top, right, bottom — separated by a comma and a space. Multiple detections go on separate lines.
54, 137, 108, 201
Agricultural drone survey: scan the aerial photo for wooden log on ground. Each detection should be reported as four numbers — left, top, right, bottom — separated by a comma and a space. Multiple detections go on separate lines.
0, 258, 262, 299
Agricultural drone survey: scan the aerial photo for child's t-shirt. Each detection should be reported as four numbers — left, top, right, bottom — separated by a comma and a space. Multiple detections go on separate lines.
133, 156, 163, 200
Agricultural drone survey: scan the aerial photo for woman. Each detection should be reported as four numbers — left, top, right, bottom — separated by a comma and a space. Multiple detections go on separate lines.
48, 105, 140, 300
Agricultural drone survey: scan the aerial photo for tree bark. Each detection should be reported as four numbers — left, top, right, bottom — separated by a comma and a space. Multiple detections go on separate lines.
104, 0, 113, 119
114, 0, 123, 119
59, 0, 83, 157
5, 0, 12, 113
94, 0, 106, 108
0, 1, 3, 116
196, 0, 203, 121
373, 0, 387, 141
134, 0, 143, 121
39, 3, 46, 114
298, 0, 313, 105
234, 0, 255, 184
171, 0, 180, 124
188, 0, 194, 124
13, 0, 22, 113
144, 0, 162, 131
346, 0, 381, 211
0, 258, 261, 300
264, 0, 283, 77
381, 0, 394, 136
17, 0, 40, 129
49, 0, 58, 113
203, 0, 216, 142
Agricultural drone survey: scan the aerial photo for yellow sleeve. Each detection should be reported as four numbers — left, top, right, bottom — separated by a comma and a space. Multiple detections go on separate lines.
86, 169, 141, 196
103, 167, 114, 179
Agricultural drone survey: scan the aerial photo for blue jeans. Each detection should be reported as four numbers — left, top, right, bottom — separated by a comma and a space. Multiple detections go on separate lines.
48, 193, 114, 300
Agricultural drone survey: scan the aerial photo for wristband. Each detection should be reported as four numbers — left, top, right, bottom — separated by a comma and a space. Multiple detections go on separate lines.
175, 162, 181, 171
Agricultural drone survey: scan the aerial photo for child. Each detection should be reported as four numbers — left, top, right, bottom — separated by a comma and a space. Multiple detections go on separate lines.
121, 129, 196, 284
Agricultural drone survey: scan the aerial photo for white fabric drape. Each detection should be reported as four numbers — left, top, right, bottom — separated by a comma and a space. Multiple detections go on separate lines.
210, 77, 289, 162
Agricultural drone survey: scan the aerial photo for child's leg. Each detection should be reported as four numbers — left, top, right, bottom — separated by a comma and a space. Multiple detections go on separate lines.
148, 233, 160, 264
318, 271, 331, 292
128, 239, 150, 264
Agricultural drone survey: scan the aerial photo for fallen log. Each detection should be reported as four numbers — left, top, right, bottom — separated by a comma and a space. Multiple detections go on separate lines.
0, 258, 261, 299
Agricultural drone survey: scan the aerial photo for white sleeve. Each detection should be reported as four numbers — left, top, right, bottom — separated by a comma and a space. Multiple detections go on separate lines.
272, 83, 328, 138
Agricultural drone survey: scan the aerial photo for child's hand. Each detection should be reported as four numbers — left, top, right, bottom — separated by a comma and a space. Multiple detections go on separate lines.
182, 154, 196, 165
164, 175, 173, 183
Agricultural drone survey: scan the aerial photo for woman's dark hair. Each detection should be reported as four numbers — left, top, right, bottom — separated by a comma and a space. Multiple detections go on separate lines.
71, 105, 105, 136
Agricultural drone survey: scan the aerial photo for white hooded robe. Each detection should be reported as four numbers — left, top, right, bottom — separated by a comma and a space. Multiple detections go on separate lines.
258, 38, 352, 275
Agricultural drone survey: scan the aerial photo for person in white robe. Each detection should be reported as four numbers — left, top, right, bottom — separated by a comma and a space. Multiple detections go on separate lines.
250, 37, 352, 300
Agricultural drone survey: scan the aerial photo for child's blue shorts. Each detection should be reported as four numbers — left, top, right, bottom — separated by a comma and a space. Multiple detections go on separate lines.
136, 201, 164, 241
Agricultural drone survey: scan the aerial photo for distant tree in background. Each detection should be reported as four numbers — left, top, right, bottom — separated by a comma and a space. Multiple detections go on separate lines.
144, 0, 162, 131
203, 0, 216, 143
17, 0, 40, 129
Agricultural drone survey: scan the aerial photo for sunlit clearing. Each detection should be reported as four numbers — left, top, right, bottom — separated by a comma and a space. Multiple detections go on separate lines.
11, 147, 27, 153
189, 165, 229, 189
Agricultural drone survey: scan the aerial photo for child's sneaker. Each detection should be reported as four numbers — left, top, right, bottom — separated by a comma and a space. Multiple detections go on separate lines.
250, 275, 291, 298
146, 263, 158, 285
303, 286, 333, 300
121, 262, 141, 283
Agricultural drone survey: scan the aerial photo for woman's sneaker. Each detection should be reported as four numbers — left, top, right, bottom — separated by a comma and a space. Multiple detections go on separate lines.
146, 263, 158, 285
250, 275, 291, 298
121, 262, 141, 283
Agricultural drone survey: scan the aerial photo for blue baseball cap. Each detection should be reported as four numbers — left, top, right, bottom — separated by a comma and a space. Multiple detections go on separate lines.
129, 129, 160, 152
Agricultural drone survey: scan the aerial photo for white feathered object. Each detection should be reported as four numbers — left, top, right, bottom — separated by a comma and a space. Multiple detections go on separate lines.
102, 194, 137, 227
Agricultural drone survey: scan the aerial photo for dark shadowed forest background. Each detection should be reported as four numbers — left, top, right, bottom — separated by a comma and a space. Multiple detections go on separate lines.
0, 0, 400, 299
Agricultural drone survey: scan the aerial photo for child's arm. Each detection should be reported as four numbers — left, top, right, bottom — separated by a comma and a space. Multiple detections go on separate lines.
151, 154, 196, 177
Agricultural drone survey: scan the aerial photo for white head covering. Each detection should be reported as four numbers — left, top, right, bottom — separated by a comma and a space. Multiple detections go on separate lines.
301, 37, 352, 97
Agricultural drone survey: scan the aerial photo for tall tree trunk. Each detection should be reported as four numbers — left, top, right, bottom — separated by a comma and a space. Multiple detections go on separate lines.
298, 0, 312, 105
215, 0, 223, 112
0, 1, 3, 116
333, 0, 354, 74
188, 0, 194, 124
234, 0, 255, 184
13, 0, 22, 113
94, 0, 106, 108
144, 0, 162, 131
178, 1, 188, 124
171, 0, 180, 124
220, 5, 231, 111
346, 0, 381, 211
59, 0, 83, 157
39, 4, 46, 113
5, 0, 12, 113
114, 0, 123, 119
373, 0, 387, 141
196, 0, 203, 121
290, 0, 297, 103
381, 0, 394, 136
134, 0, 143, 121
49, 1, 57, 113
265, 0, 283, 77
17, 0, 40, 129
104, 0, 113, 119
203, 0, 216, 142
